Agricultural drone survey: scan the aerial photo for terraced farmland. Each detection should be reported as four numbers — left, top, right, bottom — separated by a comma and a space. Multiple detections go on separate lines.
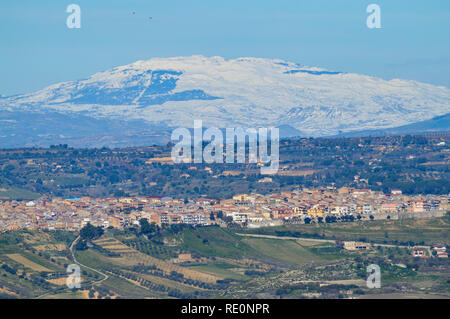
6, 254, 53, 272
93, 237, 221, 283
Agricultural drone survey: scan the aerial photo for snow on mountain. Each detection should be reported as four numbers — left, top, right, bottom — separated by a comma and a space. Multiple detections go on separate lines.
1, 55, 449, 137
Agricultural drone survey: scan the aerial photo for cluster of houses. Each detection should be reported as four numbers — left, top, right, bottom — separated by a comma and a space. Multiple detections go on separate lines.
413, 245, 448, 259
0, 187, 448, 233
342, 241, 448, 259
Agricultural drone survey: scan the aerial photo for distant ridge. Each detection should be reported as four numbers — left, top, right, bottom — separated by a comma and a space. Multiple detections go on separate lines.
1, 55, 449, 147
330, 113, 450, 138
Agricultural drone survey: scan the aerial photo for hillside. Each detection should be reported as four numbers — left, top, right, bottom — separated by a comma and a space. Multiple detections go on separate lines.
1, 56, 449, 147
333, 113, 450, 137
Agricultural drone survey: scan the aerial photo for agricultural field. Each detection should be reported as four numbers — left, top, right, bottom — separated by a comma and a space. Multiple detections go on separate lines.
0, 226, 343, 298
6, 254, 53, 272
187, 263, 249, 281
240, 238, 327, 267
0, 221, 448, 299
91, 237, 221, 283
0, 231, 77, 298
242, 213, 450, 246
0, 186, 40, 201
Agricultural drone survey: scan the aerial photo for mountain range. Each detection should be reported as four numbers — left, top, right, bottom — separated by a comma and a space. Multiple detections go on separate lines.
1, 55, 449, 147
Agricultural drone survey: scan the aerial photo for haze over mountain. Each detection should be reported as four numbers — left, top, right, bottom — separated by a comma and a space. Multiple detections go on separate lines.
1, 56, 449, 147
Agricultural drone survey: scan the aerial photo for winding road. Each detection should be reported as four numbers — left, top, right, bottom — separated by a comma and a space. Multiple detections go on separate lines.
69, 236, 109, 285
35, 236, 109, 299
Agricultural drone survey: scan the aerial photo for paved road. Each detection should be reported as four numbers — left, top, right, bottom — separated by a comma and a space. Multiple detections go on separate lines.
236, 233, 431, 253
69, 236, 109, 285
35, 236, 109, 299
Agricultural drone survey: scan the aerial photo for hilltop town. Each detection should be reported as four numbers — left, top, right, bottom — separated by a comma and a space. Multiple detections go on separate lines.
1, 186, 447, 232
0, 134, 449, 299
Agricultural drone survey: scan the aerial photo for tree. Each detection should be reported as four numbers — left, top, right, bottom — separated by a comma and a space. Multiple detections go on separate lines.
139, 218, 156, 235
75, 240, 88, 251
223, 216, 233, 223
80, 223, 104, 240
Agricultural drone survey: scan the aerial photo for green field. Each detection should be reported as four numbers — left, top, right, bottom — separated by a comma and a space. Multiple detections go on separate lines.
177, 226, 344, 267
241, 238, 324, 266
53, 176, 90, 187
180, 226, 259, 259
0, 186, 40, 200
242, 213, 450, 246
0, 222, 448, 299
98, 276, 163, 299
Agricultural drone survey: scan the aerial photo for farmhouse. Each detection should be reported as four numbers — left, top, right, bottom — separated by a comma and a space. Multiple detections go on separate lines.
343, 241, 371, 250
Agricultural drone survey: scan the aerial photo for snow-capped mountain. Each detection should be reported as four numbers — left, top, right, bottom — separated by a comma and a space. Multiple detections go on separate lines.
1, 55, 449, 147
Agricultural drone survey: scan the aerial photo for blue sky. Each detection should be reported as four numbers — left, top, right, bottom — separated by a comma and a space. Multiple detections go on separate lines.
1, 0, 449, 95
